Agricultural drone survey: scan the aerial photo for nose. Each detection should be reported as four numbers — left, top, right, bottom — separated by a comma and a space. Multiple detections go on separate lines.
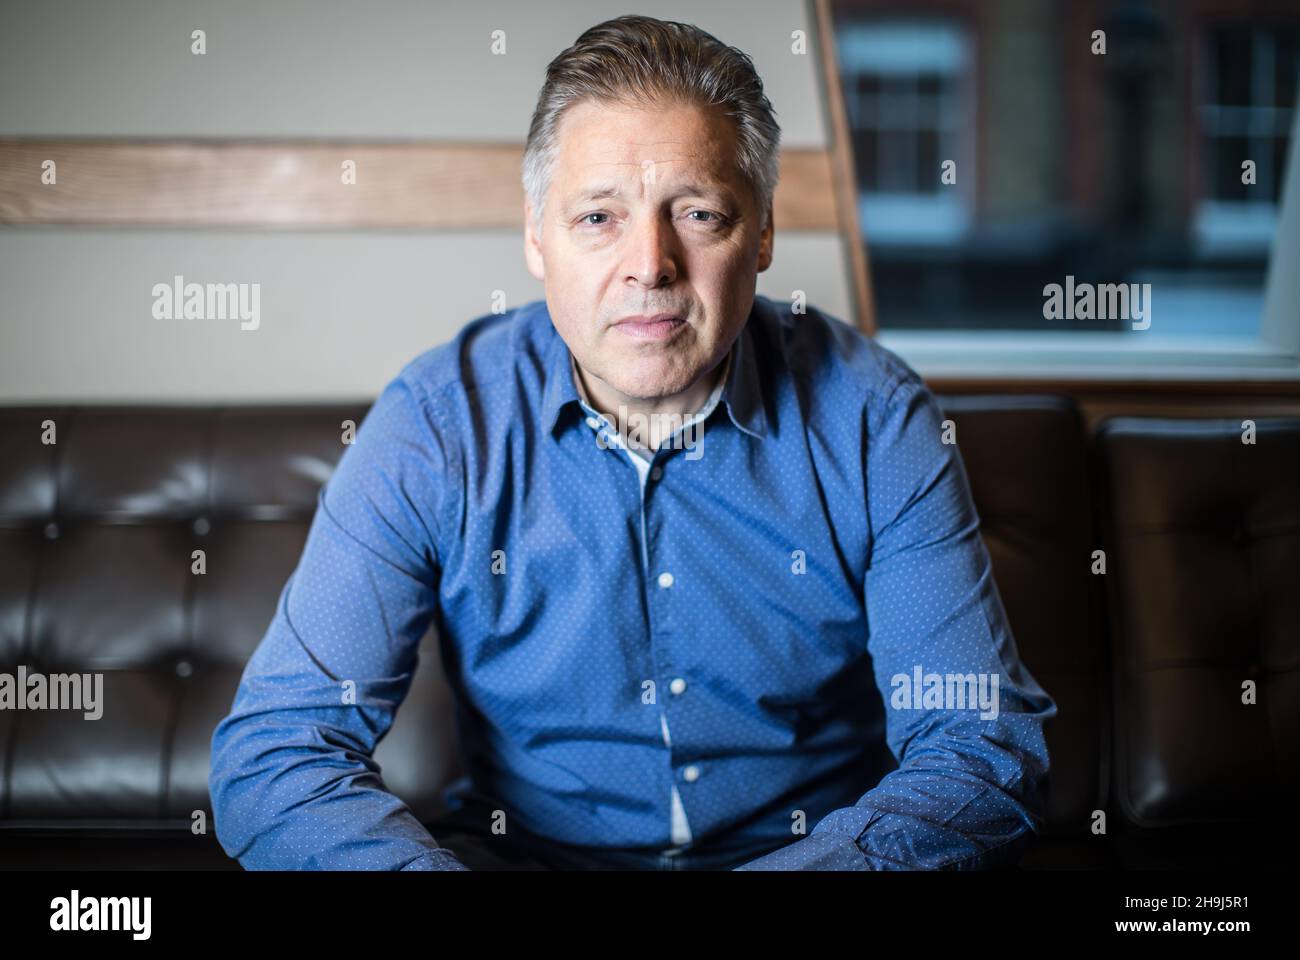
624, 211, 679, 288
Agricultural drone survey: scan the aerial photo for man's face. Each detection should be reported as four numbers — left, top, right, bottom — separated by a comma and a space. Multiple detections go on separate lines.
524, 97, 774, 402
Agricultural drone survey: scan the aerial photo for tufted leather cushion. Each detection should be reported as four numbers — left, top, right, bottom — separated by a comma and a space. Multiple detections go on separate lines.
1096, 417, 1300, 854
0, 405, 463, 863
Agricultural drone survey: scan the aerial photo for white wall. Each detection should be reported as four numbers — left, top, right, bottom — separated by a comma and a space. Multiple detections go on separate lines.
0, 0, 852, 401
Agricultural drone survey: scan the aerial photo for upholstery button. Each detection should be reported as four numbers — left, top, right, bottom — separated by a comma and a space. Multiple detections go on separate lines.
683, 764, 700, 783
657, 571, 674, 589
192, 516, 211, 536
669, 677, 686, 695
175, 659, 193, 678
43, 522, 59, 540
650, 466, 663, 481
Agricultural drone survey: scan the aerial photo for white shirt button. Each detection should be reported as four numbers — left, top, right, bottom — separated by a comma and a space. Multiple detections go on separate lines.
683, 764, 700, 782
585, 416, 601, 430
657, 571, 674, 589
669, 677, 686, 695
650, 466, 663, 481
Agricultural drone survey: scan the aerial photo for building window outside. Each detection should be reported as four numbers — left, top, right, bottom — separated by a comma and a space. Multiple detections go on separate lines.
833, 3, 1298, 356
837, 19, 973, 246
1196, 24, 1299, 254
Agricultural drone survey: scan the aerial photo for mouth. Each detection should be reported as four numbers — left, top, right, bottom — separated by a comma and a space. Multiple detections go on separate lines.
613, 313, 686, 342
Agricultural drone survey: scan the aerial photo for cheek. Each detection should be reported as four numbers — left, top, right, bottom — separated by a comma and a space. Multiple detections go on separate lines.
557, 260, 609, 310
686, 254, 749, 315
693, 235, 753, 279
550, 275, 593, 327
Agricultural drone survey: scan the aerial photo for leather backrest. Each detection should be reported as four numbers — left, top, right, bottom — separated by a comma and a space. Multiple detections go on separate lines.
0, 405, 460, 827
1097, 416, 1300, 829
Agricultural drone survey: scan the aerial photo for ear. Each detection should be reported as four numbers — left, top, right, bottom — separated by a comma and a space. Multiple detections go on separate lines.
756, 204, 774, 273
524, 199, 545, 281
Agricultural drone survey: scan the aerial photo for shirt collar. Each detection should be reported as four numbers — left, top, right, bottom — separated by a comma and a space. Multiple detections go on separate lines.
718, 299, 769, 440
541, 297, 769, 441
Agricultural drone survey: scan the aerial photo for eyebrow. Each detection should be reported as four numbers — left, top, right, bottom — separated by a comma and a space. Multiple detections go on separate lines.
563, 181, 736, 212
570, 183, 623, 205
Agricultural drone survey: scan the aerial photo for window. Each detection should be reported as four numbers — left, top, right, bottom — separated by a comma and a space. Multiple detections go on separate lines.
830, 2, 1300, 377
1196, 24, 1300, 253
837, 20, 972, 244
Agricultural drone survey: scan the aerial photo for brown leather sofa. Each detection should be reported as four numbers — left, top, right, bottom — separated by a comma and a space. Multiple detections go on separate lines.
2, 396, 1296, 869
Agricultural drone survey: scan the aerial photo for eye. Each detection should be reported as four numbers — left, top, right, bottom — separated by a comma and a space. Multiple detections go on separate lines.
579, 212, 610, 226
686, 210, 726, 224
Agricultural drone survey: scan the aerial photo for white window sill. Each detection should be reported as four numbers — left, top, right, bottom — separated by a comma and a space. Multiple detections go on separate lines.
875, 330, 1300, 382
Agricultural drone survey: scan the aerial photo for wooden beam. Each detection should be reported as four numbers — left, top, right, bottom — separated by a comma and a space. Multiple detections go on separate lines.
812, 0, 877, 334
0, 139, 839, 231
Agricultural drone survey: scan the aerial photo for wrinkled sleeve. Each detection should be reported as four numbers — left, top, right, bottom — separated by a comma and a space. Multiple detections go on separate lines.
736, 374, 1057, 871
208, 375, 469, 871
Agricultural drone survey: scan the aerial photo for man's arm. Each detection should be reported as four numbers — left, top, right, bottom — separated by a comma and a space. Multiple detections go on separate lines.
736, 374, 1057, 870
209, 375, 469, 870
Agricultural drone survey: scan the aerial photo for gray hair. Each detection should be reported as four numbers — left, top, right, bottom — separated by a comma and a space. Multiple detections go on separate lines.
522, 15, 781, 230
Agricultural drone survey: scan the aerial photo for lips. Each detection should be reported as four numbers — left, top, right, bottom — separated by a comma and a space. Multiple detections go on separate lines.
614, 313, 686, 342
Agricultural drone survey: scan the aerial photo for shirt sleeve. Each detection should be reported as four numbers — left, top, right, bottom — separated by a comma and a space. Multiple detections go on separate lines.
208, 374, 469, 871
735, 374, 1057, 871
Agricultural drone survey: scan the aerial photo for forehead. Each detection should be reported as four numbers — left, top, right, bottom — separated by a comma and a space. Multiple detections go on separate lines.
551, 98, 743, 193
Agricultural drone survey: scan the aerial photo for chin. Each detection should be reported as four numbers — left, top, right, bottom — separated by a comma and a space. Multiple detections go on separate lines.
605, 376, 673, 402
608, 359, 697, 400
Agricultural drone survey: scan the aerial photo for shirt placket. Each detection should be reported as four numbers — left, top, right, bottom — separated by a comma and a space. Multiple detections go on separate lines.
578, 403, 695, 850
573, 358, 728, 853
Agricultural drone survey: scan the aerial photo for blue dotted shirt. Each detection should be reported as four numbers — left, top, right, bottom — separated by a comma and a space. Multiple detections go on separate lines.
208, 293, 1057, 871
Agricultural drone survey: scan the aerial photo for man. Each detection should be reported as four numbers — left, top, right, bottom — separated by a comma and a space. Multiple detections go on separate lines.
209, 14, 1056, 871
